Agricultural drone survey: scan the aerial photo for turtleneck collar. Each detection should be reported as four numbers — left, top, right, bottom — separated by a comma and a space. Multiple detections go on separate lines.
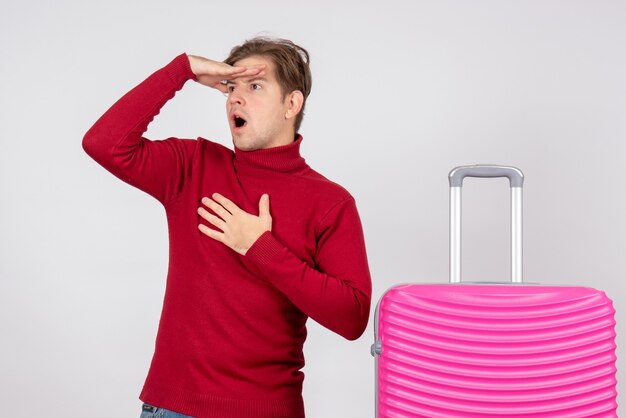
233, 135, 309, 173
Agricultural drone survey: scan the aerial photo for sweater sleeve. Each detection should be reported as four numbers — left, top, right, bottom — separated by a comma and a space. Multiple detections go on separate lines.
82, 53, 198, 204
245, 197, 372, 341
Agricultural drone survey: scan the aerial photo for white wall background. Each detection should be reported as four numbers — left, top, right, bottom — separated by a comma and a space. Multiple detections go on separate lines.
1, 0, 625, 416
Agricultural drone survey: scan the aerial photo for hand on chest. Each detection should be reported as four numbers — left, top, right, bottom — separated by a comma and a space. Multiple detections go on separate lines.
197, 188, 317, 262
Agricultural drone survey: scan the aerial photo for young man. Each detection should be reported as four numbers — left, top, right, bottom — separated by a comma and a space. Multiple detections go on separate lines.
83, 38, 372, 418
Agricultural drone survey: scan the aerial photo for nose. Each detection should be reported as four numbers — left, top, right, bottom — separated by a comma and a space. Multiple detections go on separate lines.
227, 88, 245, 106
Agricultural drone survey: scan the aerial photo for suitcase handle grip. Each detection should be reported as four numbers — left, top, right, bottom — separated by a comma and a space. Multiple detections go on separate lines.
449, 165, 524, 188
449, 165, 524, 284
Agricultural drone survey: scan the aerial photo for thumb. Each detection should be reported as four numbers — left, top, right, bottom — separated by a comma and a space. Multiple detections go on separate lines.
259, 194, 271, 218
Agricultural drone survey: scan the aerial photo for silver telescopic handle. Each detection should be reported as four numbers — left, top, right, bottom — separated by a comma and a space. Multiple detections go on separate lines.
449, 165, 524, 284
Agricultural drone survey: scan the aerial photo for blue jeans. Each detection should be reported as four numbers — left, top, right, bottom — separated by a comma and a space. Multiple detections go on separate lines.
140, 403, 194, 418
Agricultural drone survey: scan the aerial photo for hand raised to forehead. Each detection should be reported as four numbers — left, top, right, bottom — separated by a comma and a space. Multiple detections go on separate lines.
186, 54, 265, 92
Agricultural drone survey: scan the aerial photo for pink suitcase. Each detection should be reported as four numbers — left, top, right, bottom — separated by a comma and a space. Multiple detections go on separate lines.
372, 165, 618, 417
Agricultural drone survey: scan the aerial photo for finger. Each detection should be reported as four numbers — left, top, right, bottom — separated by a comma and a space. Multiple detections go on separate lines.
198, 224, 226, 243
242, 64, 266, 74
197, 207, 227, 230
201, 196, 233, 219
217, 66, 266, 92
258, 194, 270, 218
228, 65, 266, 80
217, 64, 247, 76
195, 74, 231, 93
211, 193, 241, 215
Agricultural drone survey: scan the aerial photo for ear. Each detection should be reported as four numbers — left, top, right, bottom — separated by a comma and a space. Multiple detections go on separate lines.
284, 90, 304, 121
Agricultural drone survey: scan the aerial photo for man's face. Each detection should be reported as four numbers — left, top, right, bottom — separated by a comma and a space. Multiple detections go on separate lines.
225, 55, 294, 151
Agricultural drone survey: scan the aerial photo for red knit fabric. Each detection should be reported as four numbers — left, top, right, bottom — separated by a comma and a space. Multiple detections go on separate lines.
82, 54, 372, 418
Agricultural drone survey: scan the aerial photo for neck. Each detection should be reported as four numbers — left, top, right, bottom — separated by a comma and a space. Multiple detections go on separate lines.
233, 134, 308, 173
265, 129, 296, 149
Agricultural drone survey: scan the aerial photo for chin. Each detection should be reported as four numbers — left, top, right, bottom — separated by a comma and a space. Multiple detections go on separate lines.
232, 137, 259, 152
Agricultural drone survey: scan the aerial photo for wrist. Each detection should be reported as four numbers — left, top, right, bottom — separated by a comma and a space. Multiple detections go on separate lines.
186, 54, 198, 76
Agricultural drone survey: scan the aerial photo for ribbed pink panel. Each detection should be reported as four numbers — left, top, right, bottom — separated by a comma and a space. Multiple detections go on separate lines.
376, 285, 617, 417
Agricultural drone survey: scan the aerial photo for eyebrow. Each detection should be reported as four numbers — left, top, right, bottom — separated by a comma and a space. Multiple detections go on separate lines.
225, 77, 268, 85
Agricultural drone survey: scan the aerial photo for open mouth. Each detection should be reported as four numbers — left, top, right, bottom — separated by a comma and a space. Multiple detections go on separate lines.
233, 115, 247, 128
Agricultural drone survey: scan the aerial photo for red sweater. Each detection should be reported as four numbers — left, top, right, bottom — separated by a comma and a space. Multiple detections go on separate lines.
82, 53, 372, 418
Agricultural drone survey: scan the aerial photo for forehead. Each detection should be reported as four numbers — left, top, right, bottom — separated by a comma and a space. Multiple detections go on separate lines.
233, 55, 277, 80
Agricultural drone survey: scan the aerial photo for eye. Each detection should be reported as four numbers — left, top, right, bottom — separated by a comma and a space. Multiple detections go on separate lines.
251, 83, 262, 91
223, 84, 236, 98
